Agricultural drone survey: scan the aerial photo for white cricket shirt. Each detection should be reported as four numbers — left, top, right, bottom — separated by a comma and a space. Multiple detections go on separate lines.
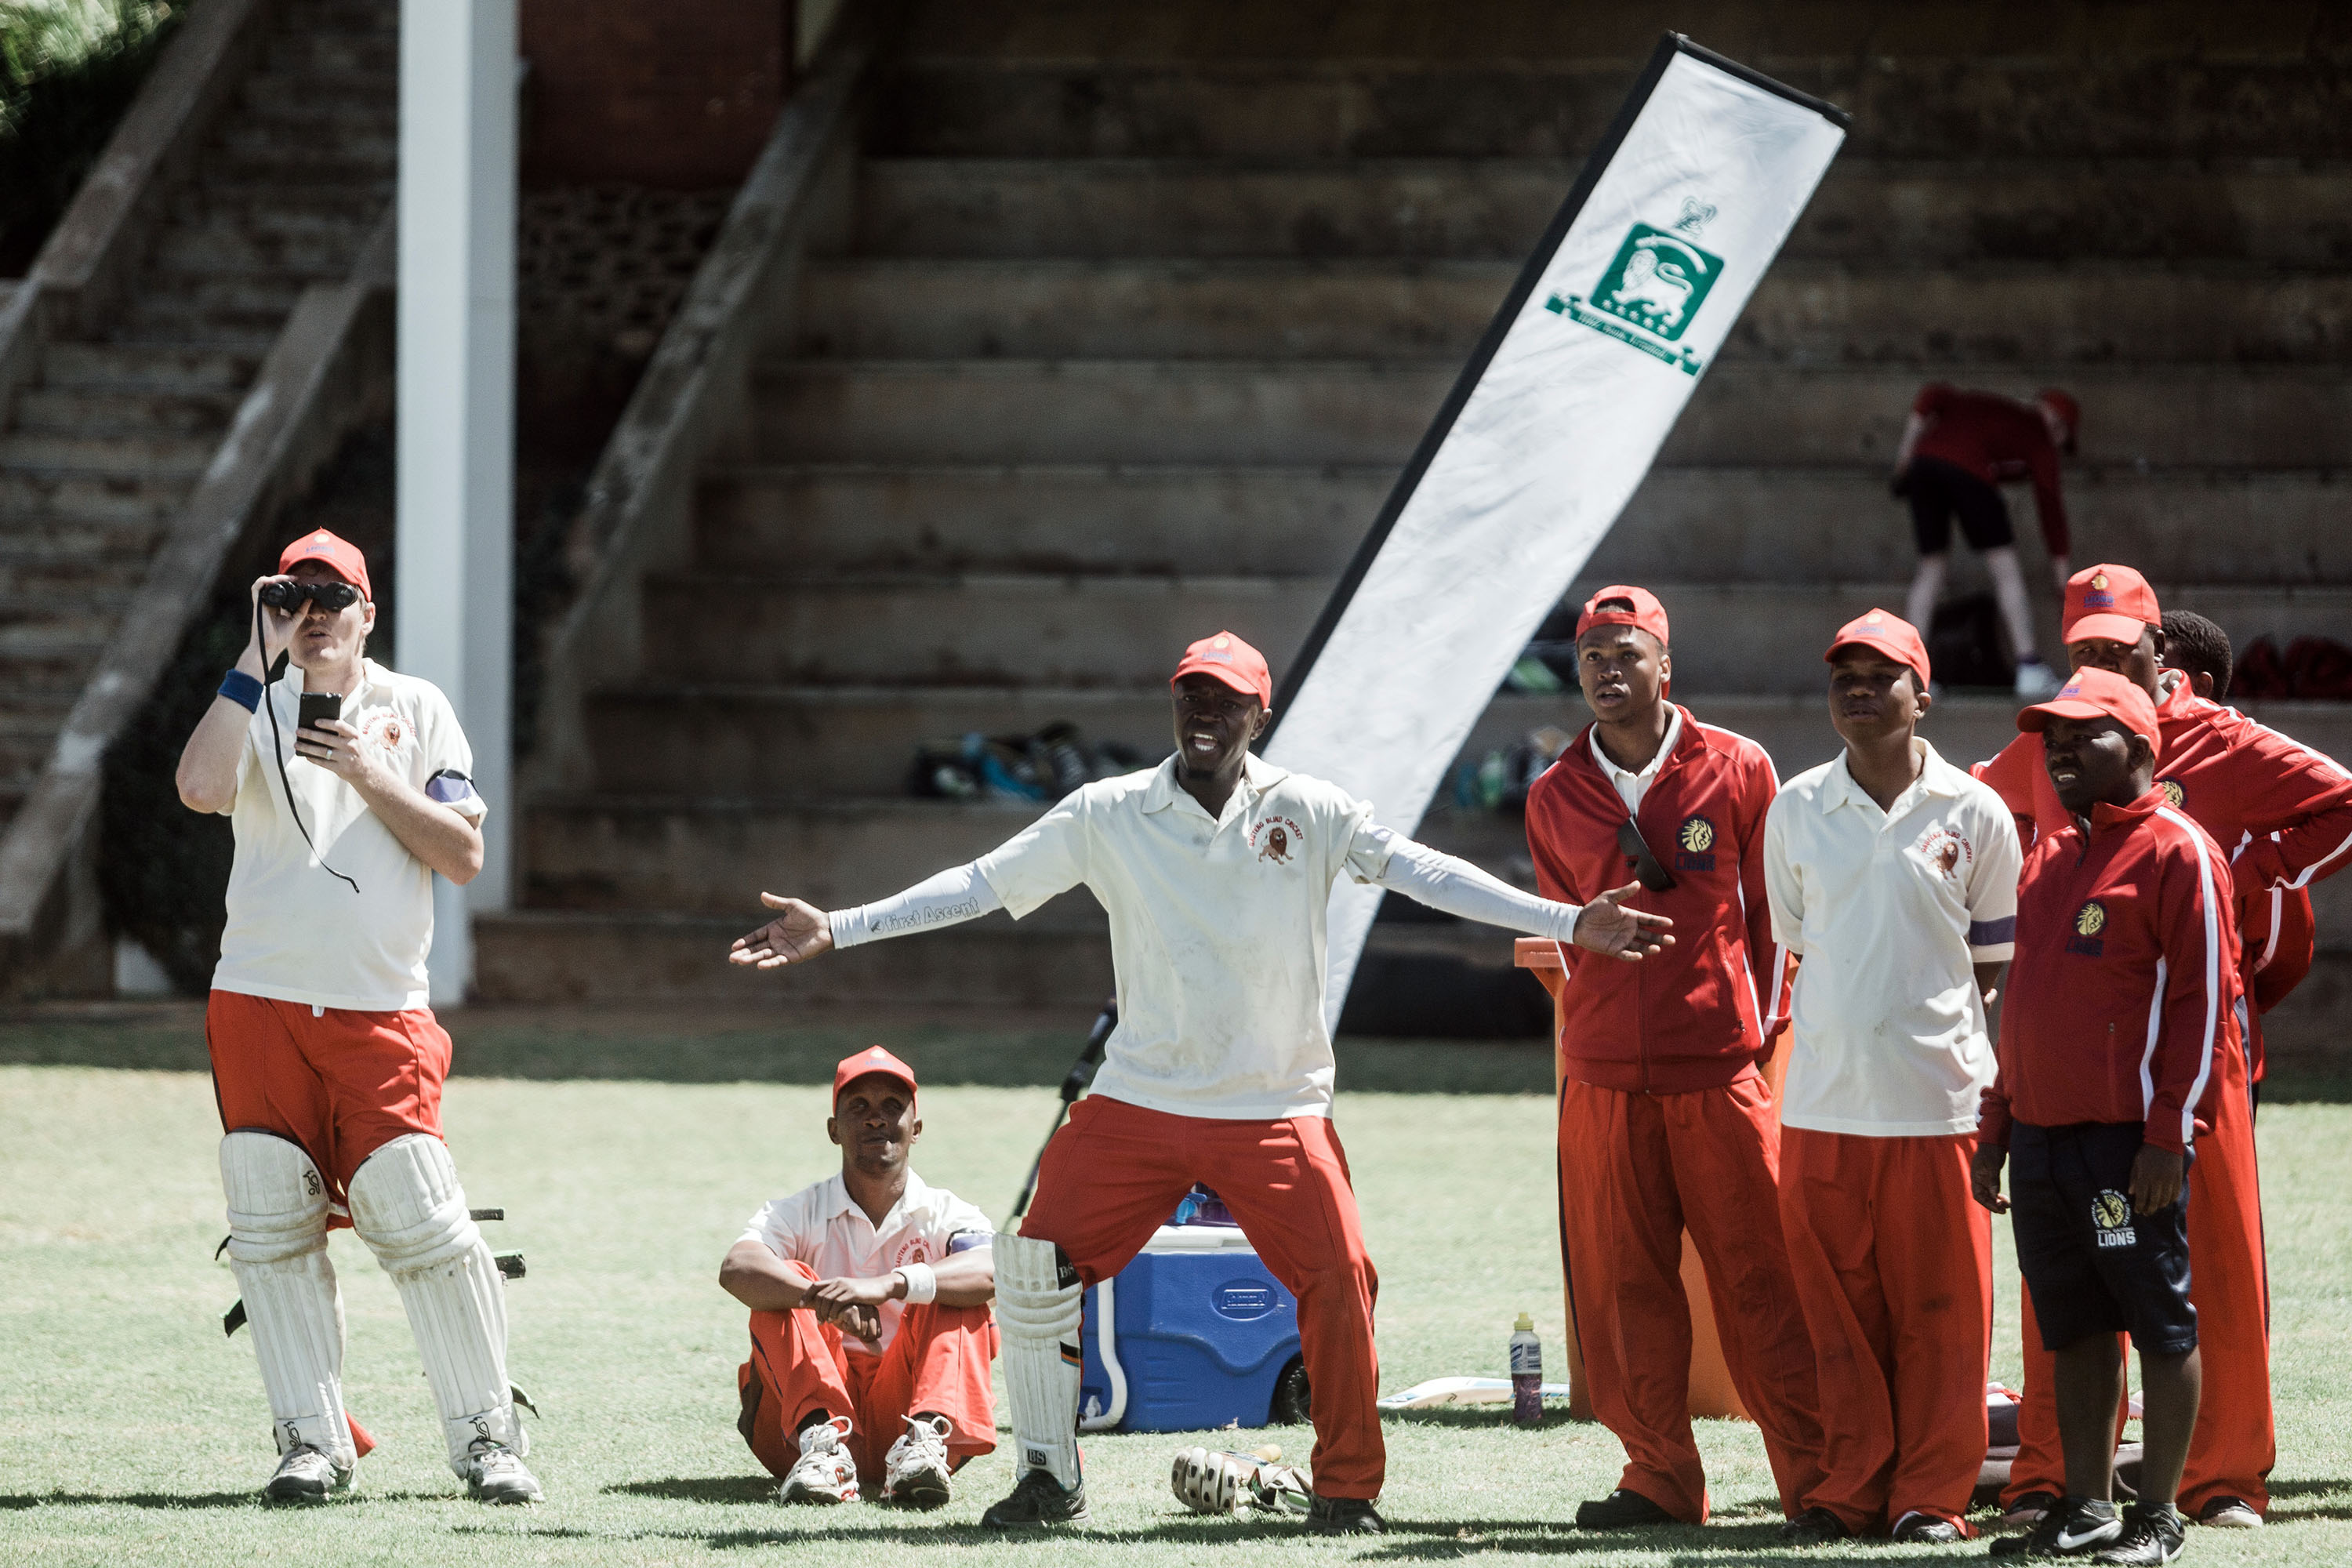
211, 659, 485, 1011
975, 754, 1396, 1120
1763, 739, 2022, 1137
739, 1171, 993, 1356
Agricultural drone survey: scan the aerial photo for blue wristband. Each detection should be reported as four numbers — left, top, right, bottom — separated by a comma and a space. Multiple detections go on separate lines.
218, 670, 264, 712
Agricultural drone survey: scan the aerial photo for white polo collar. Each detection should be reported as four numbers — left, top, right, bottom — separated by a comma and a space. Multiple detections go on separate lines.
815, 1170, 931, 1234
1588, 706, 1682, 793
1821, 737, 1962, 815
1141, 752, 1287, 822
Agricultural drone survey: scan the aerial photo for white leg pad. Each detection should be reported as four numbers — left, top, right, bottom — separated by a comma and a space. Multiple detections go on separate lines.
220, 1131, 354, 1468
347, 1134, 524, 1474
993, 1232, 1083, 1490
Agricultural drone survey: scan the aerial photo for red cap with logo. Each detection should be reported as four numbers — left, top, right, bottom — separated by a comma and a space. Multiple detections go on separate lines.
278, 528, 372, 601
1824, 608, 1931, 690
833, 1044, 918, 1105
1574, 584, 1670, 645
1171, 630, 1272, 707
2017, 665, 2159, 748
2061, 563, 2159, 648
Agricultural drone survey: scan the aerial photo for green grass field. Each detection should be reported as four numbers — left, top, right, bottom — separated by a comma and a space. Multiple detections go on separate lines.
3, 1010, 2349, 1565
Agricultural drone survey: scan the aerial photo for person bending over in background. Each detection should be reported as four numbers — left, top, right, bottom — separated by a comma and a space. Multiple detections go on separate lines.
1973, 666, 2241, 1566
1892, 382, 2078, 699
1522, 586, 1826, 1536
728, 630, 1670, 1537
721, 1047, 997, 1508
174, 529, 536, 1504
1762, 611, 2020, 1546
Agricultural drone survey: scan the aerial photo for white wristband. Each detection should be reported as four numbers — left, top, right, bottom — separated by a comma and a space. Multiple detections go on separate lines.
895, 1261, 938, 1305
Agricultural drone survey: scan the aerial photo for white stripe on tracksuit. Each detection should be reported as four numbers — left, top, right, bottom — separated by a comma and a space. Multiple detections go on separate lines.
2151, 806, 2224, 1151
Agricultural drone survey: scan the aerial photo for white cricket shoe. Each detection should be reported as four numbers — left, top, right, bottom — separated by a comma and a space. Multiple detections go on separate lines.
262, 1443, 353, 1504
781, 1415, 859, 1504
463, 1438, 544, 1504
884, 1414, 955, 1508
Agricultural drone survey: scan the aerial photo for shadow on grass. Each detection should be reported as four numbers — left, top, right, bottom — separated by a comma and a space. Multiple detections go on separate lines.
1382, 1406, 1584, 1430
0, 1491, 253, 1511
2266, 1475, 2352, 1522
604, 1475, 780, 1504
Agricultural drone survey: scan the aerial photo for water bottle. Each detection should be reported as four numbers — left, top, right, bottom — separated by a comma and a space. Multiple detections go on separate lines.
1509, 1313, 1543, 1426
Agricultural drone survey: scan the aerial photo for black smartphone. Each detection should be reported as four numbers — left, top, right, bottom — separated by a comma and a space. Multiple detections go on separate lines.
298, 691, 341, 739
1615, 820, 1677, 892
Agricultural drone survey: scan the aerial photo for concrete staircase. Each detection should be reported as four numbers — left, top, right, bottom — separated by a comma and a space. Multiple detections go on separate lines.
0, 0, 396, 844
478, 1, 2352, 1018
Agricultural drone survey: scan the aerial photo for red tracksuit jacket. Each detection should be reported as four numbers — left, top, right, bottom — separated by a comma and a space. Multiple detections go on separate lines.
1524, 706, 1790, 1094
1911, 383, 2071, 555
1974, 677, 2352, 1066
1980, 789, 2244, 1154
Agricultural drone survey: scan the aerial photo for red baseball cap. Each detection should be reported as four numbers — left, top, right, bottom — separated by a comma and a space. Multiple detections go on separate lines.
833, 1045, 917, 1105
2062, 563, 2160, 649
278, 528, 372, 601
1825, 608, 1931, 690
1574, 584, 1669, 646
2018, 666, 2159, 748
1171, 630, 1272, 707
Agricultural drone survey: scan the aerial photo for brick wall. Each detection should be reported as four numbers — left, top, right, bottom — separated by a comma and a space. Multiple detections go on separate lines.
520, 0, 790, 187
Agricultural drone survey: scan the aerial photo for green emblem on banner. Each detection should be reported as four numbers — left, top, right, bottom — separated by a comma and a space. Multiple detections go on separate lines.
1546, 200, 1722, 376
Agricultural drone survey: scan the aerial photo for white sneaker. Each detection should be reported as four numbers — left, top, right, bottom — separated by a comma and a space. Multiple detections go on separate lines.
2016, 659, 2063, 700
2197, 1497, 2263, 1529
884, 1414, 954, 1508
262, 1443, 353, 1504
781, 1415, 858, 1504
464, 1438, 544, 1504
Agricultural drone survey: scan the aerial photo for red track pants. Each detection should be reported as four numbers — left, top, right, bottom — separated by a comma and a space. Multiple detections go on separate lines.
736, 1262, 999, 1486
2000, 1044, 2273, 1516
1021, 1094, 1384, 1500
1780, 1128, 1991, 1537
1557, 1076, 1827, 1523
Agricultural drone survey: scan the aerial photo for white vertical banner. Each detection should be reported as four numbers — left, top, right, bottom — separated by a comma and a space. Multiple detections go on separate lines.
1261, 37, 1848, 1030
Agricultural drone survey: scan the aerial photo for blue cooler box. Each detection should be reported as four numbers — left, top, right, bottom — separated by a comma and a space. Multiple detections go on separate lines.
1077, 1225, 1304, 1432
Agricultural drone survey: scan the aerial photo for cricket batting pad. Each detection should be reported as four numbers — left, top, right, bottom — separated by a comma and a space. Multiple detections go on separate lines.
220, 1131, 355, 1468
992, 1232, 1083, 1490
347, 1134, 525, 1473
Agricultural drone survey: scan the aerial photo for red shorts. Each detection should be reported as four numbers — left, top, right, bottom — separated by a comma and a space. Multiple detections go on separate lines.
205, 989, 452, 1211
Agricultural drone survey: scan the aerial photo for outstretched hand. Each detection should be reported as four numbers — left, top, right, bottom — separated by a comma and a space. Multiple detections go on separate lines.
1572, 881, 1675, 962
728, 894, 834, 968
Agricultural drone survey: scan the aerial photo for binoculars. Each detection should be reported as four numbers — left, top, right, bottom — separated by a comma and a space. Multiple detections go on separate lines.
260, 579, 361, 613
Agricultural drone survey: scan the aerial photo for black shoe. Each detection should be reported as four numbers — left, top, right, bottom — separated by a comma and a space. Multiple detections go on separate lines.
1778, 1506, 1852, 1544
1575, 1489, 1678, 1529
980, 1466, 1089, 1528
1893, 1512, 1966, 1544
2093, 1505, 2185, 1564
2194, 1495, 2260, 1529
1990, 1496, 2123, 1558
2002, 1491, 2063, 1529
1306, 1495, 1386, 1535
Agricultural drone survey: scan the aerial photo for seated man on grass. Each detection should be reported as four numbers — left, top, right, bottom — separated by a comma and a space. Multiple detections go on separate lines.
720, 1047, 997, 1507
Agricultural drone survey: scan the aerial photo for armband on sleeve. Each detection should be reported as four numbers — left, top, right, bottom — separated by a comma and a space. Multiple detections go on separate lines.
894, 1261, 938, 1305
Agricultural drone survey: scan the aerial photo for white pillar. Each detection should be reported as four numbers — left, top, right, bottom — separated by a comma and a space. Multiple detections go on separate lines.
397, 0, 516, 1004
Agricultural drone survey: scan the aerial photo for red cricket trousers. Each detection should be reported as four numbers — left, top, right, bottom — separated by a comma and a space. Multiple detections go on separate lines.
1779, 1128, 1991, 1537
1558, 1075, 1827, 1523
2000, 1043, 2273, 1516
736, 1263, 999, 1486
1020, 1094, 1385, 1500
205, 989, 452, 1210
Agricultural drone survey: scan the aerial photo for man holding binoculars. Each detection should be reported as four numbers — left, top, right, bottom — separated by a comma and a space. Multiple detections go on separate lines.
174, 529, 539, 1506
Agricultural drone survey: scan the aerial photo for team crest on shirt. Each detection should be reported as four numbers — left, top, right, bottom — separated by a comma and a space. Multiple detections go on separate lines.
1675, 815, 1717, 872
1915, 826, 1971, 882
1250, 815, 1304, 866
2069, 900, 2107, 956
2158, 777, 2186, 808
2092, 1189, 2136, 1248
359, 711, 406, 751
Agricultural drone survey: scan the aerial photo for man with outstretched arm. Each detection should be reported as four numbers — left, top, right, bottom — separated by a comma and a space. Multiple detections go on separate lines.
1521, 586, 1825, 1535
1974, 564, 2352, 1531
722, 1047, 997, 1508
731, 630, 1671, 1535
1762, 611, 2020, 1545
173, 529, 538, 1504
1973, 666, 2241, 1566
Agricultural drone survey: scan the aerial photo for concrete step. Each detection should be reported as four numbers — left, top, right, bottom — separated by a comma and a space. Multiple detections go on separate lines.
41, 342, 261, 394
750, 359, 2352, 468
693, 463, 2352, 586
870, 58, 2352, 162
265, 31, 397, 74
799, 257, 2352, 365
154, 219, 371, 279
0, 470, 191, 526
132, 270, 310, 314
238, 71, 397, 123
280, 0, 400, 35
850, 158, 2352, 267
13, 387, 240, 439
176, 183, 387, 228
0, 539, 157, 596
639, 570, 1323, 686
203, 147, 397, 188
0, 432, 215, 480
0, 518, 168, 566
216, 118, 397, 165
